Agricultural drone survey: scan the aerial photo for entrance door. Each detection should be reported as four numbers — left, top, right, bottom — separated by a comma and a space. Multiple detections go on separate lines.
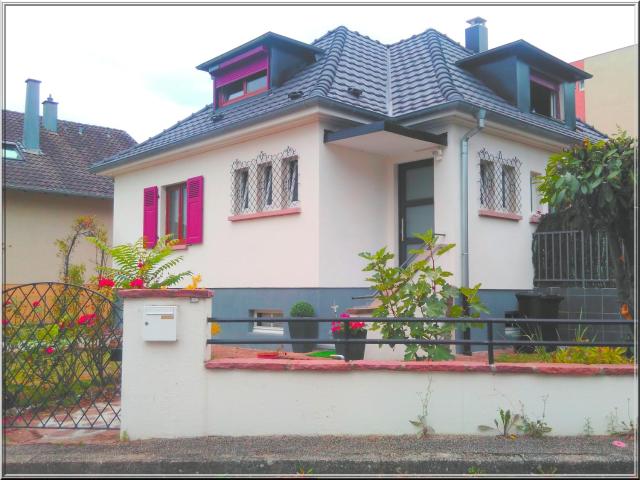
398, 159, 434, 265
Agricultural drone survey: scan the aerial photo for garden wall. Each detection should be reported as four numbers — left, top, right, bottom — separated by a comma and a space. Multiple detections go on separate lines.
120, 291, 636, 441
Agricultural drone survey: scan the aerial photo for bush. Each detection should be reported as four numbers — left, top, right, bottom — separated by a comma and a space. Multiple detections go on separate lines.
290, 301, 315, 318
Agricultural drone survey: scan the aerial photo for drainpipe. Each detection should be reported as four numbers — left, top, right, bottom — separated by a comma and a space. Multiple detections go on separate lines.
460, 108, 486, 354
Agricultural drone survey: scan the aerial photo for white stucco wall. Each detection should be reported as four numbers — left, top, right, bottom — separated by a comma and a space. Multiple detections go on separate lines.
112, 121, 321, 288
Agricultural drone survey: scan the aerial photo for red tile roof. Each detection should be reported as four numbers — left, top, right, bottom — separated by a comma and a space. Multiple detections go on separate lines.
3, 110, 136, 198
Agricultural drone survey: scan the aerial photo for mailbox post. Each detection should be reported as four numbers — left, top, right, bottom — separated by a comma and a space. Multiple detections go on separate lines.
118, 288, 213, 440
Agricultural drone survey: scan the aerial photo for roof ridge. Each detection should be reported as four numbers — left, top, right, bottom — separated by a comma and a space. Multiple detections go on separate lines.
423, 30, 463, 102
310, 27, 348, 97
2, 108, 133, 135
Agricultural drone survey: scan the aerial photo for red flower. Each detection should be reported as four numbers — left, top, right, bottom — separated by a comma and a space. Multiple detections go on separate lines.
340, 313, 351, 319
45, 346, 55, 355
98, 277, 115, 288
58, 322, 65, 330
2, 319, 9, 326
77, 313, 97, 326
137, 261, 144, 269
32, 300, 41, 307
129, 278, 144, 289
3, 300, 11, 306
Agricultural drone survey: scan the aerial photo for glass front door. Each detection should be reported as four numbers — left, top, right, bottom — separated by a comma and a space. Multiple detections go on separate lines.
398, 159, 434, 265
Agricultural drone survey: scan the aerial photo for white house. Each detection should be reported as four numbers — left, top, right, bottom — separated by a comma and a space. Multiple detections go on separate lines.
91, 19, 604, 345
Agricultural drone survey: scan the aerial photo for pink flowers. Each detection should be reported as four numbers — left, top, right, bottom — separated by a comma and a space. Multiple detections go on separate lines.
98, 277, 115, 288
137, 261, 144, 269
612, 440, 627, 448
45, 346, 55, 355
2, 319, 9, 326
331, 313, 366, 334
77, 313, 97, 326
129, 278, 144, 289
32, 300, 41, 307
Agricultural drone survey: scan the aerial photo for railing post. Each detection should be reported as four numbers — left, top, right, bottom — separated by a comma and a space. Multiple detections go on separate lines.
487, 320, 494, 365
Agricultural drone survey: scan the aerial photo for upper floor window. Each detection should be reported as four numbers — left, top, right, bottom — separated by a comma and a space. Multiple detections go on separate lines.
166, 182, 188, 243
230, 147, 299, 216
478, 148, 521, 214
3, 142, 22, 160
218, 71, 268, 106
530, 72, 560, 119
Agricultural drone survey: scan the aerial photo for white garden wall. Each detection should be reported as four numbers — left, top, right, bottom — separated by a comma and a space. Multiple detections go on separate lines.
120, 293, 637, 440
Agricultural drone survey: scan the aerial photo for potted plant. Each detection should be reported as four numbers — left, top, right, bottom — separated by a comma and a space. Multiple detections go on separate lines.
288, 301, 318, 353
331, 313, 367, 361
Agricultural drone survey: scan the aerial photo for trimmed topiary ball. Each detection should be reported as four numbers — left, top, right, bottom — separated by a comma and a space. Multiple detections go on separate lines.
290, 301, 315, 318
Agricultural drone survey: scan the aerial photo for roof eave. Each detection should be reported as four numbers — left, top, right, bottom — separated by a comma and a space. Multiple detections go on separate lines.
4, 184, 113, 200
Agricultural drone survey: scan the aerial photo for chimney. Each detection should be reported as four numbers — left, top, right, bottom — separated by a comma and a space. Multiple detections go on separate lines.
465, 17, 488, 53
42, 95, 58, 132
23, 79, 41, 151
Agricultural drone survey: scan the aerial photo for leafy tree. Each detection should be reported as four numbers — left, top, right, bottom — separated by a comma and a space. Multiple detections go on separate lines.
359, 230, 488, 361
537, 131, 636, 317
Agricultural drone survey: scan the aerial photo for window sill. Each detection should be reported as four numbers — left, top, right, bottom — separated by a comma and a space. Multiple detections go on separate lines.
228, 207, 301, 222
170, 243, 188, 250
478, 209, 522, 221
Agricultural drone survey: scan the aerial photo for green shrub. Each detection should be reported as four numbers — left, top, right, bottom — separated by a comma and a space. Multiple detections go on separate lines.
290, 301, 315, 318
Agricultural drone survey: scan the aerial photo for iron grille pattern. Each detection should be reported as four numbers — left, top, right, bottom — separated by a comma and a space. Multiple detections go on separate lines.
2, 283, 122, 429
533, 230, 620, 288
230, 146, 299, 215
478, 148, 522, 213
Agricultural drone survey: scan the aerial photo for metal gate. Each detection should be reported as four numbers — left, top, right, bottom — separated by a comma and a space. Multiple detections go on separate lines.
2, 283, 122, 429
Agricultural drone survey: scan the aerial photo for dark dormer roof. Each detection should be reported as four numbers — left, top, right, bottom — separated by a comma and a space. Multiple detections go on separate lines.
456, 39, 592, 82
3, 110, 136, 198
196, 31, 324, 73
93, 26, 605, 173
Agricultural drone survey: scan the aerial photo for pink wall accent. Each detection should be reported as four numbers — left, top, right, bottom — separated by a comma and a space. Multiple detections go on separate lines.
478, 209, 522, 221
228, 207, 301, 222
219, 45, 267, 69
118, 288, 213, 298
571, 59, 586, 121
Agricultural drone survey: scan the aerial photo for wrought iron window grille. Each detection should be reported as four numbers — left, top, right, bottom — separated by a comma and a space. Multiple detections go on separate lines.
478, 148, 522, 214
230, 146, 299, 215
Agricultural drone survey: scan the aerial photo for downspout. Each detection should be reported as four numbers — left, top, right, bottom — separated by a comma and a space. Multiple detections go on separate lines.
460, 108, 486, 354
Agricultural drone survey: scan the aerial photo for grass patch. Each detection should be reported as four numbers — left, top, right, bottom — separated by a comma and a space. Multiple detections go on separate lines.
306, 350, 336, 358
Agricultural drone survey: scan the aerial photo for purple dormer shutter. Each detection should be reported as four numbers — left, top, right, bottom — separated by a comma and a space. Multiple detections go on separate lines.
186, 176, 204, 244
143, 186, 158, 248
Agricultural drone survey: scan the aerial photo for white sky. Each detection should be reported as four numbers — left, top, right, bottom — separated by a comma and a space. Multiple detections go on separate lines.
3, 1, 638, 142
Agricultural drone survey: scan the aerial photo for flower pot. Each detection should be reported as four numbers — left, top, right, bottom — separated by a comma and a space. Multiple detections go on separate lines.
288, 318, 318, 353
333, 329, 367, 360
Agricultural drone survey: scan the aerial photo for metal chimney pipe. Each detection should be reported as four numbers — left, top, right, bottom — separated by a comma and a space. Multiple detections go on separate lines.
465, 17, 488, 53
42, 95, 58, 132
23, 79, 41, 151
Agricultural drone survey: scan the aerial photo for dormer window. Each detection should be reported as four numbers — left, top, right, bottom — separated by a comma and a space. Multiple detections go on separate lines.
218, 70, 268, 106
3, 142, 23, 160
530, 72, 560, 119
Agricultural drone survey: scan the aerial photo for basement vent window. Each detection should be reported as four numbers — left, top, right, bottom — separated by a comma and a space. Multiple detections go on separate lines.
251, 310, 284, 334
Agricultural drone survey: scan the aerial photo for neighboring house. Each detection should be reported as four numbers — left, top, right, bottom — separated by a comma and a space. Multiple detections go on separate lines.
571, 44, 638, 137
92, 18, 605, 345
3, 79, 137, 286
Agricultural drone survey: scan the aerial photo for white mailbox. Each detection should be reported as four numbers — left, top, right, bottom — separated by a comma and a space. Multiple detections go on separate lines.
143, 305, 178, 341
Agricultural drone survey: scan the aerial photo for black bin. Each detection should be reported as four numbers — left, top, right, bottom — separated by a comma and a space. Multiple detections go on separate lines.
515, 292, 563, 352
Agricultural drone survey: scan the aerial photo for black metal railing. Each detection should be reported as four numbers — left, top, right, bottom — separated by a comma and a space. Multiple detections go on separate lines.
207, 316, 635, 365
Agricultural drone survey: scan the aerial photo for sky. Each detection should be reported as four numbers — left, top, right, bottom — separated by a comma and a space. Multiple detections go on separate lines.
3, 1, 638, 143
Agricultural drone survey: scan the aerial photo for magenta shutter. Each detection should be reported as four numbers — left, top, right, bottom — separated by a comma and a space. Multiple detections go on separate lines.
143, 186, 158, 248
186, 176, 204, 244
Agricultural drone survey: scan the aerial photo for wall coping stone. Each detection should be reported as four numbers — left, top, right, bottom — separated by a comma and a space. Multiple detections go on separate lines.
204, 359, 635, 376
118, 288, 214, 299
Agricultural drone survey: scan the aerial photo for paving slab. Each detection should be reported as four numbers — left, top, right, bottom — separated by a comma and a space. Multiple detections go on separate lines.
2, 434, 636, 475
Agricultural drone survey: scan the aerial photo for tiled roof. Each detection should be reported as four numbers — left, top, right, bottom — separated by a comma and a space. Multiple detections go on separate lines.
94, 26, 605, 170
3, 110, 136, 198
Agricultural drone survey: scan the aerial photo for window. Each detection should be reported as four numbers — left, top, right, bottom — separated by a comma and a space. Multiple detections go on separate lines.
478, 148, 521, 214
3, 143, 22, 160
251, 309, 284, 334
165, 183, 187, 243
530, 73, 560, 119
218, 70, 268, 106
230, 148, 300, 217
287, 159, 299, 204
578, 80, 585, 92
